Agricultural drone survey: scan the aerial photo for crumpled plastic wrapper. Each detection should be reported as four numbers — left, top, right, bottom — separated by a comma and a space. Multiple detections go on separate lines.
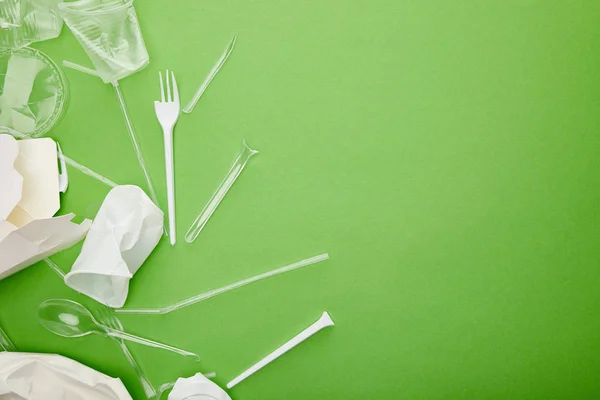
168, 373, 231, 400
0, 352, 132, 400
64, 185, 163, 308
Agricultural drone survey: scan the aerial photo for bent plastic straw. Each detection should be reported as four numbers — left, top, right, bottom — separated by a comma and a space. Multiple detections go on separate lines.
227, 312, 335, 389
185, 139, 258, 243
183, 33, 238, 114
115, 253, 329, 315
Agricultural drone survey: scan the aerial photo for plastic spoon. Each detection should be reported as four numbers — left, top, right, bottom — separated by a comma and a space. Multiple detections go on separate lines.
37, 299, 199, 360
227, 312, 335, 389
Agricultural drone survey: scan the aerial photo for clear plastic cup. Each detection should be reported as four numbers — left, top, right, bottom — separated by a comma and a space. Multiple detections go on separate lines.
0, 0, 64, 49
59, 0, 149, 83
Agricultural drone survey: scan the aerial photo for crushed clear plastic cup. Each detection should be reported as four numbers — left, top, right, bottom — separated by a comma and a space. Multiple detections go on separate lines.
0, 0, 64, 49
59, 0, 149, 83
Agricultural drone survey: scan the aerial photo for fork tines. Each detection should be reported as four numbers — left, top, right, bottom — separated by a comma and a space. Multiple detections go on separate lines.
158, 69, 179, 104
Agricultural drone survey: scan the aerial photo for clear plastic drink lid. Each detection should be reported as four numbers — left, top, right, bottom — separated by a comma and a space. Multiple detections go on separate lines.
0, 47, 68, 137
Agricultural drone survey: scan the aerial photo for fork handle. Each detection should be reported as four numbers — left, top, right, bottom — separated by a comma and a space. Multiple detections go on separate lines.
104, 327, 199, 359
118, 340, 157, 398
162, 127, 176, 245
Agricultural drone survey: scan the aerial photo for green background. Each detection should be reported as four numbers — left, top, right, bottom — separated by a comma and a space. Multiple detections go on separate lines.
1, 0, 600, 398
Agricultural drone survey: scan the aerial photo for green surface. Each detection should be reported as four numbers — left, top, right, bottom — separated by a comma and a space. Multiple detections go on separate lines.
1, 0, 600, 398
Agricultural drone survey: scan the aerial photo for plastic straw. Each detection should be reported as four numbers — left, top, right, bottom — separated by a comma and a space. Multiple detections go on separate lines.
63, 60, 167, 236
185, 140, 257, 243
182, 33, 238, 114
115, 253, 330, 315
112, 81, 159, 207
62, 60, 160, 207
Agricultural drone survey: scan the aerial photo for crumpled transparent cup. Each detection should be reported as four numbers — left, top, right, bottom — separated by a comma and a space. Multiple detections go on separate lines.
59, 0, 148, 83
0, 0, 64, 50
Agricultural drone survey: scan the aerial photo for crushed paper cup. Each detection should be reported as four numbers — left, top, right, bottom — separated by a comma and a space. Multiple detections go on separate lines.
0, 134, 90, 280
65, 185, 163, 308
168, 373, 231, 400
0, 352, 132, 400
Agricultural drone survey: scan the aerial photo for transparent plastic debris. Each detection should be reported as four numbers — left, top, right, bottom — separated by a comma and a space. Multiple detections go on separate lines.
227, 312, 335, 389
0, 0, 63, 50
0, 47, 69, 137
154, 70, 180, 245
183, 33, 237, 114
59, 0, 157, 206
59, 0, 149, 83
0, 324, 16, 352
37, 299, 200, 359
116, 253, 329, 315
185, 140, 258, 243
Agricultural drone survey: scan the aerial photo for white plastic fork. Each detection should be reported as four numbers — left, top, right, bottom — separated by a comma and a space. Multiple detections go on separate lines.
155, 70, 180, 245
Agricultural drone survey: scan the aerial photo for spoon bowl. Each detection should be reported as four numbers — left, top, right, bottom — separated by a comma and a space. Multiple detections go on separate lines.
37, 299, 100, 338
37, 299, 200, 359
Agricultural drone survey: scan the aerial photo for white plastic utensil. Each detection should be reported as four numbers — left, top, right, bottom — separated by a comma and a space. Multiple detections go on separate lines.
227, 311, 335, 389
185, 140, 258, 243
155, 70, 180, 245
115, 253, 329, 315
